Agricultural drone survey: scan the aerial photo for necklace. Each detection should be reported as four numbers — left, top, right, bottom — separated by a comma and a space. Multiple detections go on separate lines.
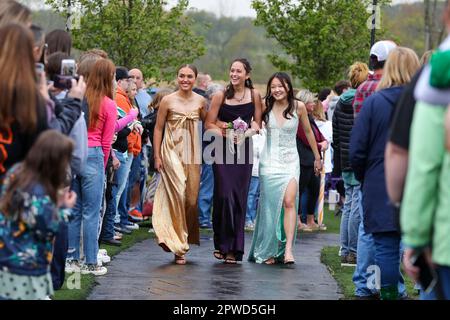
235, 89, 246, 102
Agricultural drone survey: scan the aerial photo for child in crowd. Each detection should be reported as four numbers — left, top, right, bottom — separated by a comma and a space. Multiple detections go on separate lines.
0, 130, 76, 300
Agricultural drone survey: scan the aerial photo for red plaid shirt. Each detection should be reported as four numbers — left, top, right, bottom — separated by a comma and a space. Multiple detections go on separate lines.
352, 73, 382, 117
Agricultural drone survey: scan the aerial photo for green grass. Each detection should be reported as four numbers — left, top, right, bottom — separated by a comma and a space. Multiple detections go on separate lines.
53, 220, 155, 300
319, 206, 342, 234
321, 246, 419, 300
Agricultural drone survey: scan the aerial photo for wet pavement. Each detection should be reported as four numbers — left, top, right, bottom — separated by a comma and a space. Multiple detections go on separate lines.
88, 232, 343, 300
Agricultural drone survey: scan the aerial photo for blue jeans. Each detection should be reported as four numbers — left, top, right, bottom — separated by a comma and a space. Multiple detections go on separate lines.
352, 190, 406, 297
51, 221, 68, 290
420, 266, 450, 300
372, 232, 405, 299
339, 179, 361, 256
300, 190, 308, 223
114, 152, 133, 226
246, 176, 260, 224
198, 163, 214, 226
127, 152, 143, 212
68, 147, 105, 265
101, 166, 118, 241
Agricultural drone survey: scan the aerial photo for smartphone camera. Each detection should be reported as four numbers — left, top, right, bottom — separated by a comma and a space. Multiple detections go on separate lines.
54, 59, 79, 90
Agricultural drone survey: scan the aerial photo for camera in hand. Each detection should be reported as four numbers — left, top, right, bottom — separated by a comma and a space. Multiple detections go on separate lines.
54, 59, 79, 90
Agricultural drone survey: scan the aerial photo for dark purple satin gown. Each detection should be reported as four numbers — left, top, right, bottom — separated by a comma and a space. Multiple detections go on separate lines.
212, 102, 254, 261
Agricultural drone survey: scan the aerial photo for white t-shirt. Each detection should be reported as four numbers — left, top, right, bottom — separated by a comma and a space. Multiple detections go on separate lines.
252, 129, 266, 177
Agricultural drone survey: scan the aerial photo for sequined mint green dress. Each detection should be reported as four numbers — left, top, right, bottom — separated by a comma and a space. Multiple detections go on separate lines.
248, 109, 299, 263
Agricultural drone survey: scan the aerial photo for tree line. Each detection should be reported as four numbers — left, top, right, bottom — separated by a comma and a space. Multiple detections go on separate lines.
35, 0, 447, 91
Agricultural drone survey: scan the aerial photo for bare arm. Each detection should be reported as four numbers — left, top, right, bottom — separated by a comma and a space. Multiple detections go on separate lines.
205, 92, 226, 136
199, 97, 207, 122
385, 142, 409, 204
298, 102, 322, 172
252, 89, 263, 128
153, 96, 169, 172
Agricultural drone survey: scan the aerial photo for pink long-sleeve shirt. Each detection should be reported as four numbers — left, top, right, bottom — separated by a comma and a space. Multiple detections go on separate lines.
115, 108, 138, 132
88, 96, 117, 168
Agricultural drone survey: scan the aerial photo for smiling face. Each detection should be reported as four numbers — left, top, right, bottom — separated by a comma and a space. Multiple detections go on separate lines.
270, 77, 289, 102
177, 67, 196, 92
229, 61, 249, 87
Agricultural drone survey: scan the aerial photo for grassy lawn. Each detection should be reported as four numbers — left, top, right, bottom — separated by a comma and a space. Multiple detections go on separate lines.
53, 220, 155, 300
321, 246, 419, 300
318, 206, 342, 234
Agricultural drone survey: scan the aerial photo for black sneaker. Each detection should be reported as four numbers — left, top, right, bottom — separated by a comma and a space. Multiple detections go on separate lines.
114, 224, 132, 234
341, 253, 357, 267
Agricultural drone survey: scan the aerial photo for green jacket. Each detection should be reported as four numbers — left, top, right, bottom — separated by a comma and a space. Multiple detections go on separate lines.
401, 101, 450, 266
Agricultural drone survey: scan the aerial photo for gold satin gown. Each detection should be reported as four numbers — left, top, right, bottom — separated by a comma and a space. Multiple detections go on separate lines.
152, 107, 202, 256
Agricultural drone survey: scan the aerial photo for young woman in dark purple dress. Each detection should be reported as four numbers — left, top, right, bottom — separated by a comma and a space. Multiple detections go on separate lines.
205, 58, 262, 264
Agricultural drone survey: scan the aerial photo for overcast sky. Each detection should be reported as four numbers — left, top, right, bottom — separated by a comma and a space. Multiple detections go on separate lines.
23, 0, 419, 18
166, 0, 418, 18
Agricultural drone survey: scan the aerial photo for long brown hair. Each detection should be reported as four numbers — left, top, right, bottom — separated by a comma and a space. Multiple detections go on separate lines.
0, 130, 74, 219
0, 1, 31, 27
0, 23, 39, 134
225, 58, 254, 100
85, 59, 115, 129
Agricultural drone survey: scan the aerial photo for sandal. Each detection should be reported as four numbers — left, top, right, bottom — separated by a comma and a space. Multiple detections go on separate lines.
174, 255, 186, 265
213, 250, 225, 260
284, 259, 295, 265
264, 258, 276, 265
224, 258, 237, 264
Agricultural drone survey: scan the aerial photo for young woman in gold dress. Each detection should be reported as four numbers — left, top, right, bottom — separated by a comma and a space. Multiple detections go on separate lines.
152, 65, 207, 265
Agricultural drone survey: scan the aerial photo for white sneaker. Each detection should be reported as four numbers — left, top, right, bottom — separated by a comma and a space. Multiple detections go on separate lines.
148, 228, 155, 233
97, 252, 111, 264
98, 249, 107, 256
81, 264, 108, 276
44, 296, 51, 300
124, 223, 139, 230
65, 260, 81, 274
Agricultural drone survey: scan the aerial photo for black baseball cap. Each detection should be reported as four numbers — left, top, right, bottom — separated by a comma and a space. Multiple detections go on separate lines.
116, 67, 131, 81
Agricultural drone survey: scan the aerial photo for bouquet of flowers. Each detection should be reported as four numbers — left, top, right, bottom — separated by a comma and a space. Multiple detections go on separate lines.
226, 117, 248, 155
227, 117, 249, 133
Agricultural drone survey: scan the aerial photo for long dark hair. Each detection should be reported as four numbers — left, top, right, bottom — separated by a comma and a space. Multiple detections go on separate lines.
262, 72, 296, 124
0, 23, 40, 134
0, 130, 74, 219
225, 58, 254, 100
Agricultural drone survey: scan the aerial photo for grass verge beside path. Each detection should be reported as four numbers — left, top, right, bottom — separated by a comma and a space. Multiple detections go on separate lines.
53, 220, 155, 300
321, 246, 419, 300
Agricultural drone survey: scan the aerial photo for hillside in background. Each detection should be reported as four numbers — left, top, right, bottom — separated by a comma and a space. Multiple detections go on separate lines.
32, 1, 448, 84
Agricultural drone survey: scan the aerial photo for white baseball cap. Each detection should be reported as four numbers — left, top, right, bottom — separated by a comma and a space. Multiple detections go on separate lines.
370, 40, 397, 62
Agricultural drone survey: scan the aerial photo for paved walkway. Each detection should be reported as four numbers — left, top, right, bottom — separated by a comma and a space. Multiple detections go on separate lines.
88, 232, 342, 300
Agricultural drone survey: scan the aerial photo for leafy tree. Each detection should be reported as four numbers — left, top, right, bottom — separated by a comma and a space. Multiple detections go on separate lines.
45, 0, 206, 81
252, 0, 390, 92
188, 11, 281, 84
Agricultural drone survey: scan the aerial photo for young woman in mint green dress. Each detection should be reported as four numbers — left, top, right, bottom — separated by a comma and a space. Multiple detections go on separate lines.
248, 73, 322, 265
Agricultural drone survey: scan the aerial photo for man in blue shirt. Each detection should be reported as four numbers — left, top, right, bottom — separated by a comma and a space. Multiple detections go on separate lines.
130, 68, 152, 118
